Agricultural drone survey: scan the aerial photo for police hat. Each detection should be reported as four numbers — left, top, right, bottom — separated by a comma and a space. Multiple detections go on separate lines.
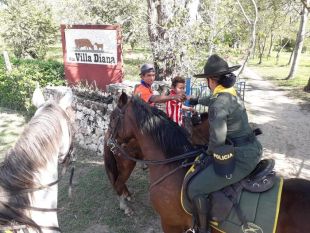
194, 54, 241, 78
140, 63, 155, 75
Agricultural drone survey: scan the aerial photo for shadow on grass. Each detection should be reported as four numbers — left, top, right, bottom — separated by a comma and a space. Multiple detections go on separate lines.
58, 147, 161, 233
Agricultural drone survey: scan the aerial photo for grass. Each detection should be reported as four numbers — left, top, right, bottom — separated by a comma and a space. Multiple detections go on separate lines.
0, 107, 161, 233
58, 149, 161, 233
247, 51, 310, 103
0, 107, 26, 159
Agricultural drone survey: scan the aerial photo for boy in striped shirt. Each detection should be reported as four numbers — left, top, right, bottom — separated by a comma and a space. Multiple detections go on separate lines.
166, 76, 195, 126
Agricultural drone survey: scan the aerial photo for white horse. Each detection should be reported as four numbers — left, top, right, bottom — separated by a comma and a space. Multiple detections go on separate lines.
0, 86, 74, 233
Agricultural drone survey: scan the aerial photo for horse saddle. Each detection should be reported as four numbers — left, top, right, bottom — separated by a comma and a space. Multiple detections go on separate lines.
211, 159, 275, 221
182, 159, 276, 222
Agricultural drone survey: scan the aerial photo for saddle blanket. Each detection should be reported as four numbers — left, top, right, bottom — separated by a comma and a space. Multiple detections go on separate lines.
182, 176, 283, 233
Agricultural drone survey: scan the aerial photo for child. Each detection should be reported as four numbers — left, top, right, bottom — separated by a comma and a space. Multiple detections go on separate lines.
134, 64, 186, 105
166, 76, 195, 126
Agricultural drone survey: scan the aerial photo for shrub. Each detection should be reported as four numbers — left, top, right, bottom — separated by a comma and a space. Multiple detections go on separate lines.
1, 0, 58, 59
0, 57, 65, 113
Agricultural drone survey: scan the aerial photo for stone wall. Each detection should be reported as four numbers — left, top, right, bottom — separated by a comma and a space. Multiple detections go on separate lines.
44, 81, 169, 155
44, 86, 117, 155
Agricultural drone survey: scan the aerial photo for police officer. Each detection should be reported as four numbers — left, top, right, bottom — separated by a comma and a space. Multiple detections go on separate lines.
188, 54, 263, 233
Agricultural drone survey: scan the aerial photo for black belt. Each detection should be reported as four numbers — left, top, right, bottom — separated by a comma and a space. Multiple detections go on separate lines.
229, 134, 255, 147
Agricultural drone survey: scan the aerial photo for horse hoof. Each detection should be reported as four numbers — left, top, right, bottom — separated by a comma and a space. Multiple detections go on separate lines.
126, 196, 132, 202
125, 207, 133, 216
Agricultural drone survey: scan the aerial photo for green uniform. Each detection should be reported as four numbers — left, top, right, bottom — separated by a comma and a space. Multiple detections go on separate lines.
188, 85, 262, 200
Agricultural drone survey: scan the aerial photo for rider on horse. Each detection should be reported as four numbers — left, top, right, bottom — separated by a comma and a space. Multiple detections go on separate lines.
188, 54, 263, 233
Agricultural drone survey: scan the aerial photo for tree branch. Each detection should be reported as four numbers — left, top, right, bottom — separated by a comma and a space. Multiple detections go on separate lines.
236, 0, 251, 24
301, 0, 310, 11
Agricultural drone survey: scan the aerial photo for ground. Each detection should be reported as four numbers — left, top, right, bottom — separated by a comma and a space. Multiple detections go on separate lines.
0, 69, 309, 233
242, 68, 310, 179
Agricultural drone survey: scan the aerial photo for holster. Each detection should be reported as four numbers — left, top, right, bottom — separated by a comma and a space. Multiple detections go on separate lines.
212, 141, 235, 178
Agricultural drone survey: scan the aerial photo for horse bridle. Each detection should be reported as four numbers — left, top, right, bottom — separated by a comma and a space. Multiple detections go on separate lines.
106, 102, 204, 190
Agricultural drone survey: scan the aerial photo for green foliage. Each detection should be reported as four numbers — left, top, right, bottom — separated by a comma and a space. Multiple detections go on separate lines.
279, 38, 296, 52
0, 56, 65, 113
50, 0, 148, 50
1, 0, 58, 59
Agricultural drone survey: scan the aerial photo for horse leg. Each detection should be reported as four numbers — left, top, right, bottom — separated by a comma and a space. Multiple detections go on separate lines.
114, 159, 136, 216
161, 222, 186, 233
276, 179, 310, 233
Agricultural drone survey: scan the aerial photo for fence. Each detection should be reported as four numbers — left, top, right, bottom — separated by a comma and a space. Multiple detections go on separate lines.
189, 79, 246, 113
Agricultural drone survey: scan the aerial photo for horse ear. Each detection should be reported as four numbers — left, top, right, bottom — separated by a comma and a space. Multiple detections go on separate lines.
118, 92, 128, 107
32, 83, 45, 108
59, 89, 73, 110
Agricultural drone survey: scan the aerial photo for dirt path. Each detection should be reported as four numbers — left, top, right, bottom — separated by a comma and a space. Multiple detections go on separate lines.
242, 69, 310, 179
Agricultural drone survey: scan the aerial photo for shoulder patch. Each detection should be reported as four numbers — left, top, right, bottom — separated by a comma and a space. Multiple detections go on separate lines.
209, 107, 217, 121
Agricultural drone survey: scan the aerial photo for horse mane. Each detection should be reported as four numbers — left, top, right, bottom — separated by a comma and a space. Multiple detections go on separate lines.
0, 101, 68, 230
131, 96, 194, 158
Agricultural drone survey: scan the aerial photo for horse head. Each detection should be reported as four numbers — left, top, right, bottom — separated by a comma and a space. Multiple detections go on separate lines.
108, 92, 135, 144
32, 85, 75, 164
0, 86, 75, 232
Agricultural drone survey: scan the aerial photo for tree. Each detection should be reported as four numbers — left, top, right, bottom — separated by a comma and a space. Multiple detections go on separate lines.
301, 0, 310, 91
1, 0, 58, 59
236, 0, 258, 76
145, 0, 205, 80
286, 0, 309, 80
48, 0, 148, 50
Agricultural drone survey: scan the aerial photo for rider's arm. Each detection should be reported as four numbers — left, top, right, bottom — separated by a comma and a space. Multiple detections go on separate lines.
188, 94, 212, 106
207, 100, 228, 155
150, 94, 186, 103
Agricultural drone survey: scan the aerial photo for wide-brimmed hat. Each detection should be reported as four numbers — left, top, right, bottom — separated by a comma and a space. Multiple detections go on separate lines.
194, 54, 241, 78
139, 63, 155, 75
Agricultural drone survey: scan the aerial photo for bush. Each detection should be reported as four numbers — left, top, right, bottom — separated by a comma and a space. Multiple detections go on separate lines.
0, 57, 65, 113
1, 0, 58, 59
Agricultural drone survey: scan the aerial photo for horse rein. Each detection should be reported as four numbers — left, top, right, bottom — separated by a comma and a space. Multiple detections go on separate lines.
108, 103, 203, 164
107, 103, 204, 189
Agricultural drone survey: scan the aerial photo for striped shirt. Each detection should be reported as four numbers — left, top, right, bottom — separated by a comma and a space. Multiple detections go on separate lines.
166, 90, 183, 126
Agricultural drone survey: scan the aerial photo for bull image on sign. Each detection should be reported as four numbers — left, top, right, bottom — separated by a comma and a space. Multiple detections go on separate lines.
75, 39, 94, 50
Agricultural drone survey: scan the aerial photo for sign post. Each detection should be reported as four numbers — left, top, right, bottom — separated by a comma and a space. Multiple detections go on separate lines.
61, 24, 123, 91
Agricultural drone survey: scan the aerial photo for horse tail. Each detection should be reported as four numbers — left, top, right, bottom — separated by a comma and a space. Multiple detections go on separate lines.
103, 132, 118, 187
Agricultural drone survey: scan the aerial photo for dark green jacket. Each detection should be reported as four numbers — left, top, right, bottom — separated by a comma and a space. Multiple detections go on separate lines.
197, 89, 258, 155
186, 87, 262, 199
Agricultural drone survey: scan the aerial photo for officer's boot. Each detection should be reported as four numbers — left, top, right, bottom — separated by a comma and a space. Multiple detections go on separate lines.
193, 195, 211, 233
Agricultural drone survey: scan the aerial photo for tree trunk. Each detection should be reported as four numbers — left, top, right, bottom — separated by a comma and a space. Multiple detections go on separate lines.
276, 36, 289, 65
258, 36, 267, 64
286, 2, 309, 80
146, 0, 200, 80
237, 0, 258, 76
2, 51, 12, 72
287, 49, 294, 66
267, 33, 274, 59
304, 77, 310, 92
208, 0, 220, 56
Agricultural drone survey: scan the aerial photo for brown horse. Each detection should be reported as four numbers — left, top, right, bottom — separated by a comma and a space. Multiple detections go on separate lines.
107, 92, 310, 233
104, 106, 209, 215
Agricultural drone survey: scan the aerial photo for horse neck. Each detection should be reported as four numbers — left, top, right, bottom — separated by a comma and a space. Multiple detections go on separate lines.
29, 152, 60, 233
133, 132, 187, 186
